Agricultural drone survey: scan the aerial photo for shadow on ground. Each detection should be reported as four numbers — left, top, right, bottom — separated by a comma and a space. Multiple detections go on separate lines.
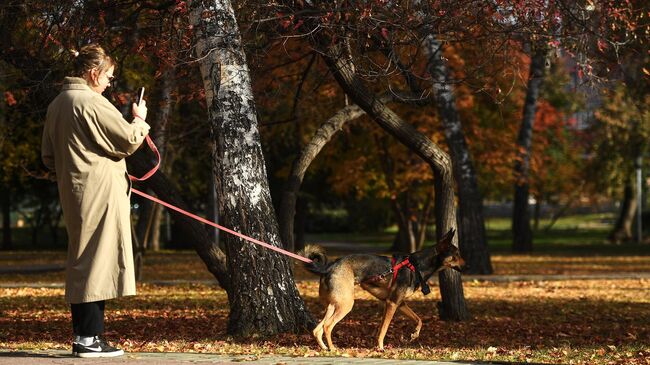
1, 293, 648, 354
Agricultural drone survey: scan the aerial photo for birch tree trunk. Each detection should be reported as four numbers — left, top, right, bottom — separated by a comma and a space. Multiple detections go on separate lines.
190, 0, 314, 336
321, 40, 469, 321
424, 36, 493, 274
512, 48, 548, 253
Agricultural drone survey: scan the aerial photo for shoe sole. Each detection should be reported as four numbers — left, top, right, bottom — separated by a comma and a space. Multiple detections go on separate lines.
76, 350, 124, 358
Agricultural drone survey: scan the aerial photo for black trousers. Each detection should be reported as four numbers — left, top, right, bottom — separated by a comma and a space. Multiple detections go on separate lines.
70, 300, 105, 337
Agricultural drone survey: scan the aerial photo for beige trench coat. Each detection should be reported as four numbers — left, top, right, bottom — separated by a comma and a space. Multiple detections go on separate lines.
42, 77, 150, 304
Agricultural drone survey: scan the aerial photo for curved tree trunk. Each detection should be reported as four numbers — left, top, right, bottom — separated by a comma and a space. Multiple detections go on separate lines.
190, 0, 314, 337
279, 94, 398, 252
424, 36, 492, 274
512, 47, 548, 253
279, 103, 367, 251
320, 40, 469, 321
610, 179, 637, 243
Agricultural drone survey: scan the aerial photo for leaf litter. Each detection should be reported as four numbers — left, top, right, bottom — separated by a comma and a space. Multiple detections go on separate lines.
0, 278, 648, 364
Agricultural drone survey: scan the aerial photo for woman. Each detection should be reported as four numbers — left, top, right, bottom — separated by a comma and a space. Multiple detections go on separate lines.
41, 44, 150, 358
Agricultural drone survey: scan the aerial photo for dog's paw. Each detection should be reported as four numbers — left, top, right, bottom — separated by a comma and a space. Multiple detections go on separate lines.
409, 331, 420, 341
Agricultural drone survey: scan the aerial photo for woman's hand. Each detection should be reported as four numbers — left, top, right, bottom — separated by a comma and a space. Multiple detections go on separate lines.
132, 100, 147, 121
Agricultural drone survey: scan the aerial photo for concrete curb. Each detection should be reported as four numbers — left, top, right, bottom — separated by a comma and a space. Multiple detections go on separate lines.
0, 350, 485, 365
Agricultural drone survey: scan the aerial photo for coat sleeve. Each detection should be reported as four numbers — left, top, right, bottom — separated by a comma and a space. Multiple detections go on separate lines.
81, 94, 150, 159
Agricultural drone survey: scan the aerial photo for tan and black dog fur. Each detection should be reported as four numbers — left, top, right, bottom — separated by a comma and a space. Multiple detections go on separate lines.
302, 229, 463, 350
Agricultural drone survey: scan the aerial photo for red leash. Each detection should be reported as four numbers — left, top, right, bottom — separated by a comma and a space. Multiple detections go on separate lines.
128, 136, 313, 264
129, 136, 161, 182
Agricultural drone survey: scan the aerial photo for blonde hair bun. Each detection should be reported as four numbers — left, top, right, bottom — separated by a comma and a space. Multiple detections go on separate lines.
71, 44, 114, 77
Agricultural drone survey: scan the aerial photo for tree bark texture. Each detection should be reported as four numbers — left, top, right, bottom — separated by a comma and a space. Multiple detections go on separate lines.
610, 179, 637, 243
190, 0, 314, 337
279, 103, 367, 251
320, 41, 469, 321
424, 37, 492, 274
128, 151, 231, 293
512, 48, 547, 253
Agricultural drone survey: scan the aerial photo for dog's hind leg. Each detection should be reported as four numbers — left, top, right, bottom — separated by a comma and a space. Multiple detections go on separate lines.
398, 302, 422, 341
313, 304, 335, 350
376, 300, 398, 350
323, 300, 354, 350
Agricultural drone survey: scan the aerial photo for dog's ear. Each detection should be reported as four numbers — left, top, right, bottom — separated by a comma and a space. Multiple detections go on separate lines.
435, 228, 455, 252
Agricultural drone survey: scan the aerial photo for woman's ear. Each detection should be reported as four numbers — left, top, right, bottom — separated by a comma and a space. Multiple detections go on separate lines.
88, 68, 99, 86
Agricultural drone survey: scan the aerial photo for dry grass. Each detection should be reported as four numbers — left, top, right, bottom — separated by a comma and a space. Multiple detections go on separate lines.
0, 279, 649, 364
1, 250, 649, 364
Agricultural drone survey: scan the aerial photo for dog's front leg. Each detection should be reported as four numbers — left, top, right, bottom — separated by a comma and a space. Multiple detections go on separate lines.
377, 300, 398, 350
398, 302, 422, 341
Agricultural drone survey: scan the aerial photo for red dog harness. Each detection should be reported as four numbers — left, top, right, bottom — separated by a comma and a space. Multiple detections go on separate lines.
390, 257, 416, 284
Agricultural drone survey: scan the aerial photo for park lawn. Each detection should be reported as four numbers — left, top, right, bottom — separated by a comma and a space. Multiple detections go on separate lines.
1, 213, 649, 363
3, 212, 648, 283
0, 279, 648, 364
1, 248, 649, 283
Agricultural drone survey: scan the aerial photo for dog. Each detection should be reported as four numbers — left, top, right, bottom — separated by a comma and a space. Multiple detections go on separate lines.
302, 229, 463, 350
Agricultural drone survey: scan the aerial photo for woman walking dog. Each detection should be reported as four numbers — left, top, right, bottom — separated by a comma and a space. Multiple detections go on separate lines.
41, 44, 150, 358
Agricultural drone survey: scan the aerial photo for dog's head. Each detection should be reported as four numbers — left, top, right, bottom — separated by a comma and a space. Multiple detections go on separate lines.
432, 229, 465, 273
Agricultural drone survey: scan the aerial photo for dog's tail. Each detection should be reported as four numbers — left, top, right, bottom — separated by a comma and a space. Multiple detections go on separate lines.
298, 245, 330, 275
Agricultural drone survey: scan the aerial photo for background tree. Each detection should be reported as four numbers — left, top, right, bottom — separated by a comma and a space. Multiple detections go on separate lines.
588, 84, 649, 242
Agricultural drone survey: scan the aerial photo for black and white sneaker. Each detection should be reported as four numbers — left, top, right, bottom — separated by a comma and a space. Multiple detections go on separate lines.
72, 337, 124, 358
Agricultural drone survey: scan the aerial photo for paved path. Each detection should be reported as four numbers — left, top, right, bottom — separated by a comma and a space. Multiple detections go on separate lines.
0, 263, 65, 274
0, 350, 488, 365
2, 272, 649, 289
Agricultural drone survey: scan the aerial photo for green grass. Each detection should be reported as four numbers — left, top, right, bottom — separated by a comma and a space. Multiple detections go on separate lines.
5, 212, 649, 257
307, 213, 650, 256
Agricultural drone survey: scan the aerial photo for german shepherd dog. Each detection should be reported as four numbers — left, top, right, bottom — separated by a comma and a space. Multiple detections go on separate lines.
302, 229, 463, 350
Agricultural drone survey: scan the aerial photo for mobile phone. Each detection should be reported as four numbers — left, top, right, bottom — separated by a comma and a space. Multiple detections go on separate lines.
136, 87, 145, 105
